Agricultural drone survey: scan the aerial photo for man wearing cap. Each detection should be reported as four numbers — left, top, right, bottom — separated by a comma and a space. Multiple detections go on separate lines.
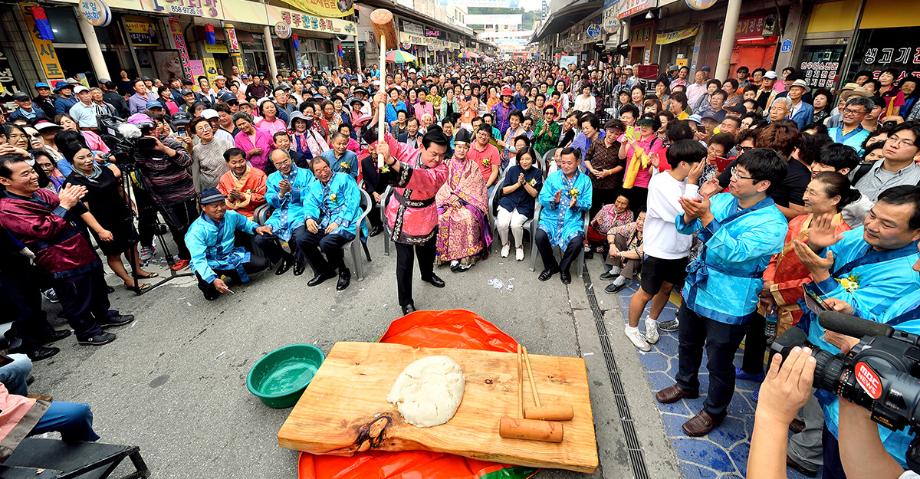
787, 79, 815, 129
491, 87, 515, 136
69, 86, 98, 129
32, 82, 56, 119
53, 82, 78, 116
755, 71, 779, 111
145, 100, 165, 119
128, 79, 154, 115
8, 93, 47, 124
185, 187, 281, 300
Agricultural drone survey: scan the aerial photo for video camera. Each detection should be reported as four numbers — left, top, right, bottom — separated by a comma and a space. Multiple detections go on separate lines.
97, 115, 157, 166
773, 312, 920, 471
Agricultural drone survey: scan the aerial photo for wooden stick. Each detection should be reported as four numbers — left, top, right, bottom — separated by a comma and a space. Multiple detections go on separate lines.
370, 9, 397, 169
522, 346, 575, 422
522, 345, 541, 407
498, 343, 564, 443
517, 343, 523, 419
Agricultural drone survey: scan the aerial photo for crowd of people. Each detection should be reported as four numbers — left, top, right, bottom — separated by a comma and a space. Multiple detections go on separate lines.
1, 57, 920, 477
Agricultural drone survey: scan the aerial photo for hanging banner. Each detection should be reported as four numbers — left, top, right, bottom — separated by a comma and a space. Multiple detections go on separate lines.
21, 5, 65, 80
277, 0, 353, 19
265, 5, 357, 36
188, 59, 205, 79
224, 24, 240, 53
202, 57, 218, 85
140, 0, 223, 20
655, 25, 699, 45
168, 16, 191, 80
602, 0, 620, 35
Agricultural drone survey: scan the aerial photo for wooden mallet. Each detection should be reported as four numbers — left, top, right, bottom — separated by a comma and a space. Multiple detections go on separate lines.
499, 344, 564, 443
522, 346, 574, 421
370, 9, 398, 170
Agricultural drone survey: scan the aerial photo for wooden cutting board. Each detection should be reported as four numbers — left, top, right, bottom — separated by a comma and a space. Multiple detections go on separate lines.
278, 341, 598, 473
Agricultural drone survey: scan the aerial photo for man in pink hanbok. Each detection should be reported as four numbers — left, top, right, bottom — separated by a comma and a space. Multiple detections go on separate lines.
435, 129, 492, 272
376, 120, 451, 314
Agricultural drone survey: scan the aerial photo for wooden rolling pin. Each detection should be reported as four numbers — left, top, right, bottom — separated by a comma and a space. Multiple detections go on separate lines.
498, 345, 564, 443
522, 346, 575, 421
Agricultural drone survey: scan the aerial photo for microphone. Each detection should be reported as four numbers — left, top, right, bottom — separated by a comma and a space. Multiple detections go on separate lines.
818, 311, 893, 339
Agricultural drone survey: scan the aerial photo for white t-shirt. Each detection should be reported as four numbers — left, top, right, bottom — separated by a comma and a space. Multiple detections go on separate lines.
643, 172, 699, 260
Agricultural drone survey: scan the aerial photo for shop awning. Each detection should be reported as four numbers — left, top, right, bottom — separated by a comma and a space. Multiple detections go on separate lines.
655, 25, 699, 45
531, 0, 603, 42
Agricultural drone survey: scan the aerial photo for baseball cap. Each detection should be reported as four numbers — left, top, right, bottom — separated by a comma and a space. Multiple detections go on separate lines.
199, 187, 226, 205
74, 85, 89, 94
200, 109, 219, 120
700, 66, 711, 72
501, 86, 513, 96
687, 114, 702, 125
764, 71, 778, 80
34, 82, 51, 89
13, 92, 30, 101
145, 100, 163, 109
54, 81, 73, 92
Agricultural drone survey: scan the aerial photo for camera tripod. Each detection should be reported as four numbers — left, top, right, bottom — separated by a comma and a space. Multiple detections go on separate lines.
119, 164, 193, 295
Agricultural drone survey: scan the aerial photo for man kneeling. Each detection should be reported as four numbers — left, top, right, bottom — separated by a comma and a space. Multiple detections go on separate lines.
297, 157, 362, 290
186, 188, 290, 299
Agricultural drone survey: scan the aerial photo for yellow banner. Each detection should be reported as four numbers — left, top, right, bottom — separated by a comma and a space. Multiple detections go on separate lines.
655, 25, 699, 45
21, 5, 65, 80
203, 57, 219, 85
204, 43, 229, 54
265, 4, 356, 36
277, 0, 353, 19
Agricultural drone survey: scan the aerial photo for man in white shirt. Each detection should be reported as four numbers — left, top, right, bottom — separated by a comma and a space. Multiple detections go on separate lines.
68, 86, 98, 129
685, 67, 710, 111
623, 140, 706, 351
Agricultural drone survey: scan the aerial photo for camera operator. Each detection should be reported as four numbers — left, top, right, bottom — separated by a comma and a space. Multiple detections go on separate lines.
130, 114, 197, 271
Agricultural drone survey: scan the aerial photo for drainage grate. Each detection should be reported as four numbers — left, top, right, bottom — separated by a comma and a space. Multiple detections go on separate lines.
582, 267, 650, 479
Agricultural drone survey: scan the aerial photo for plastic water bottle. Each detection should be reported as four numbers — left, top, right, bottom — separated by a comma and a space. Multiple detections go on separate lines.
765, 311, 778, 345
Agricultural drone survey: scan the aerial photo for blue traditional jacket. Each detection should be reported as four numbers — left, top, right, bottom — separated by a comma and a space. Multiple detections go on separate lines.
676, 193, 788, 325
537, 169, 592, 248
185, 210, 257, 284
321, 149, 359, 181
265, 165, 314, 241
303, 172, 362, 238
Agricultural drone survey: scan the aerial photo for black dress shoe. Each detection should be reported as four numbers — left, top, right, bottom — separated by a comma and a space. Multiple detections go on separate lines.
605, 282, 627, 294
43, 329, 72, 344
101, 314, 135, 328
421, 273, 445, 288
293, 258, 306, 276
599, 271, 618, 280
307, 270, 337, 287
369, 225, 383, 237
28, 346, 60, 362
560, 271, 571, 284
78, 332, 116, 346
401, 303, 417, 315
584, 250, 594, 260
275, 254, 294, 275
538, 268, 558, 281
336, 269, 351, 291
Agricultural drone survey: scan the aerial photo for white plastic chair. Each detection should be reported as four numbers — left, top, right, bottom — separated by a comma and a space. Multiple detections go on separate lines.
343, 189, 373, 279
529, 203, 588, 278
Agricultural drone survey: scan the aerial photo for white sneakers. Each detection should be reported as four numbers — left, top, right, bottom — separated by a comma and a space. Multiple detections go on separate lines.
515, 246, 525, 261
500, 244, 511, 258
624, 326, 651, 352
645, 318, 660, 344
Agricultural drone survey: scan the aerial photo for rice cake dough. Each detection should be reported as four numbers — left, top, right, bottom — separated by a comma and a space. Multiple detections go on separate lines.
386, 355, 465, 427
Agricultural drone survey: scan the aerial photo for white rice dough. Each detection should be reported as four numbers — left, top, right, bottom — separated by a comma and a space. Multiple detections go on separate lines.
386, 355, 465, 427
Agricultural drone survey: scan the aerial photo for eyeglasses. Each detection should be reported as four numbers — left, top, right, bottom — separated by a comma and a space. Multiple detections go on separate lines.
843, 108, 866, 115
886, 135, 916, 148
730, 166, 755, 181
737, 145, 753, 152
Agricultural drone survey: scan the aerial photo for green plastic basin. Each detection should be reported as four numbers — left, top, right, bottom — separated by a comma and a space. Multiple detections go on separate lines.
247, 344, 325, 408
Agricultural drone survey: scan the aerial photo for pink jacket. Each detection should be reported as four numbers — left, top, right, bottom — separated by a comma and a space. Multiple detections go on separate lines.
0, 383, 49, 459
383, 134, 448, 244
234, 128, 274, 172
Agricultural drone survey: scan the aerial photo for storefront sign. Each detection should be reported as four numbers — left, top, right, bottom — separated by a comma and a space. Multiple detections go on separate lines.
847, 27, 920, 83
21, 5, 64, 80
425, 29, 441, 38
188, 59, 205, 78
266, 5, 357, 36
79, 0, 112, 27
202, 57, 218, 85
685, 0, 717, 10
602, 0, 619, 34
277, 0, 353, 19
586, 24, 601, 38
204, 43, 228, 53
655, 25, 699, 45
275, 22, 292, 39
140, 0, 223, 19
736, 14, 776, 40
125, 17, 159, 47
224, 24, 240, 53
0, 48, 22, 100
398, 32, 452, 49
617, 0, 654, 20
402, 20, 424, 36
781, 38, 793, 53
168, 16, 192, 80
